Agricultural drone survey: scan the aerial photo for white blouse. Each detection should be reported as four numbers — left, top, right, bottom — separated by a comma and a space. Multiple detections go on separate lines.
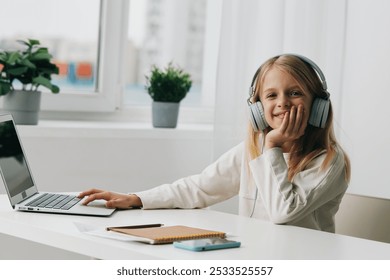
136, 142, 348, 232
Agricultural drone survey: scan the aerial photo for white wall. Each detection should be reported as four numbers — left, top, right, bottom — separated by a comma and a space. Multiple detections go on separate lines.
338, 0, 390, 199
0, 123, 214, 197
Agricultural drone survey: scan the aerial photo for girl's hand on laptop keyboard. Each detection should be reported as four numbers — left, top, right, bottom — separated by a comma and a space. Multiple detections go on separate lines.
78, 189, 143, 209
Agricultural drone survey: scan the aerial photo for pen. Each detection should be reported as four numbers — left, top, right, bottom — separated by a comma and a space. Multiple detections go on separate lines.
106, 223, 164, 231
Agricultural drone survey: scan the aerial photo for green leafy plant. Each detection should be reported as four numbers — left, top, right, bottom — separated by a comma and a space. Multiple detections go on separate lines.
145, 62, 192, 102
0, 39, 60, 96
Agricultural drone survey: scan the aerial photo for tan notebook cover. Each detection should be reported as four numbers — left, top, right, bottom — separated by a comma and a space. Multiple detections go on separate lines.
107, 225, 226, 244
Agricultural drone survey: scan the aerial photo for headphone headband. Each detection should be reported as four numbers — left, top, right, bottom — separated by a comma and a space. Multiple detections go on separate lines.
248, 54, 330, 103
286, 53, 328, 92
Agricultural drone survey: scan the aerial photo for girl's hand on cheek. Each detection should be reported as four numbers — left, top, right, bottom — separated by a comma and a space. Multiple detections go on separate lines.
264, 105, 306, 150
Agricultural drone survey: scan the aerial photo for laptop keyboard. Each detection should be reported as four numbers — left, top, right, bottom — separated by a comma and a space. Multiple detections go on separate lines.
26, 193, 81, 210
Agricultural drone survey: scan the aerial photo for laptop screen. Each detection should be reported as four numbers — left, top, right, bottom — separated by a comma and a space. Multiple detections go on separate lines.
0, 119, 34, 197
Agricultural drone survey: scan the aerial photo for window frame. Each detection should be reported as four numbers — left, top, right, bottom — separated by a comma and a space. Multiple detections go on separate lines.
39, 0, 221, 124
41, 0, 126, 112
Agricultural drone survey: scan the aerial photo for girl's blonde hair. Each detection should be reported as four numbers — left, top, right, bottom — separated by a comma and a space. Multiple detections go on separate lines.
246, 55, 351, 181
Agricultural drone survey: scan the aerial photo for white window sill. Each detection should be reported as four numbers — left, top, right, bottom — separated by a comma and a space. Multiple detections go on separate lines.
17, 120, 214, 140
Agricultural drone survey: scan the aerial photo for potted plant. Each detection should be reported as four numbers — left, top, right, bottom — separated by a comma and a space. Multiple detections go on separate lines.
0, 39, 60, 125
145, 62, 192, 128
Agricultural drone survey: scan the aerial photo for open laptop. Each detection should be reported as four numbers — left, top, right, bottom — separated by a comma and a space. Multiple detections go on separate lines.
0, 114, 115, 217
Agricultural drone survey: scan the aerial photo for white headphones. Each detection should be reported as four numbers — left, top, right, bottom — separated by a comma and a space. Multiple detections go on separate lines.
247, 54, 330, 132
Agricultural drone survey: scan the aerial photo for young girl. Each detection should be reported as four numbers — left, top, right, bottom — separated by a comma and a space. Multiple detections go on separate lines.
79, 54, 351, 233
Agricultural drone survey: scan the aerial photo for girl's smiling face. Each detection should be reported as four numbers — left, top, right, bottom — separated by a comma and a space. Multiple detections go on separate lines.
260, 66, 313, 129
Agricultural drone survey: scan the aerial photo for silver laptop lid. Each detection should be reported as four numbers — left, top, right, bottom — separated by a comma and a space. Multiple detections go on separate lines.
0, 114, 38, 207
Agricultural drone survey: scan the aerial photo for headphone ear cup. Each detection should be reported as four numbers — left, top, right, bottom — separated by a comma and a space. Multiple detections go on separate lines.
309, 98, 330, 128
249, 101, 268, 132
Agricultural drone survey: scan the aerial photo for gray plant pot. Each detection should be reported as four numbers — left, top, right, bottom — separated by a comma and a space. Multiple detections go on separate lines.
2, 90, 41, 125
152, 101, 180, 128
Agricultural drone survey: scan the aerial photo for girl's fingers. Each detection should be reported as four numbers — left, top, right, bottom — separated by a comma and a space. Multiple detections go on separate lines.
287, 106, 297, 133
296, 105, 306, 136
78, 188, 105, 199
284, 105, 304, 138
294, 105, 303, 133
279, 111, 289, 133
265, 105, 306, 149
81, 192, 112, 205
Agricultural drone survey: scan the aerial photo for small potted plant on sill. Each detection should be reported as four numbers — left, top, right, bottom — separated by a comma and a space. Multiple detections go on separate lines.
0, 39, 60, 125
145, 62, 192, 128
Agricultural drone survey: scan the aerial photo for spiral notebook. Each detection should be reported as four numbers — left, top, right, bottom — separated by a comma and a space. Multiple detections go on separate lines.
106, 225, 226, 244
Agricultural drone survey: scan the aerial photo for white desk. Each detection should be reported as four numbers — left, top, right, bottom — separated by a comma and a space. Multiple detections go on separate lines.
0, 195, 389, 259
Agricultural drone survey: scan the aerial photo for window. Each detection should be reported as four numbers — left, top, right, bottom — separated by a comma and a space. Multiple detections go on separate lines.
125, 0, 207, 107
0, 0, 105, 111
0, 0, 221, 121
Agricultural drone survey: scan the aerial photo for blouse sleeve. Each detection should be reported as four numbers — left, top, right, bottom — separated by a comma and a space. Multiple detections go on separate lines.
136, 143, 244, 209
249, 145, 348, 224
